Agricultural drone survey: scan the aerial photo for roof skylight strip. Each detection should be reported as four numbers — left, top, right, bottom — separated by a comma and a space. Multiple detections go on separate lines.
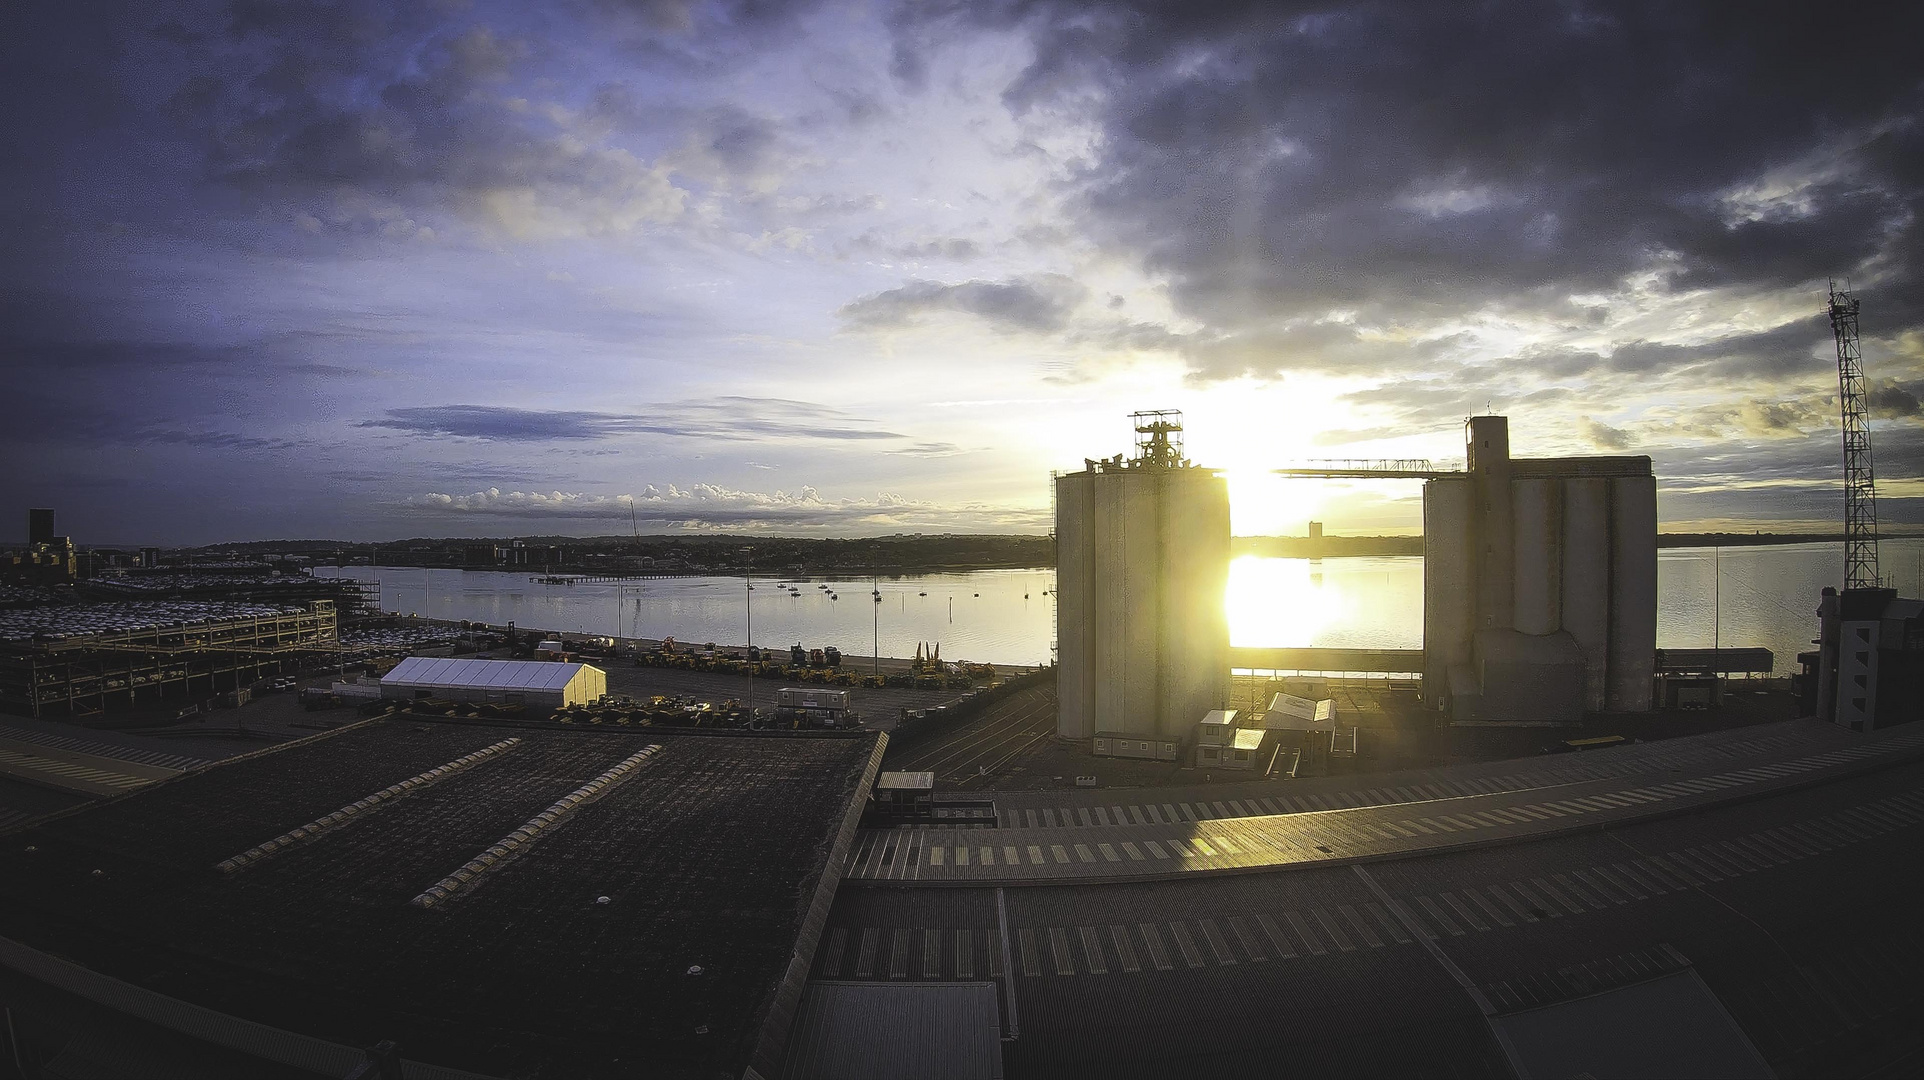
215, 738, 524, 874
410, 744, 664, 909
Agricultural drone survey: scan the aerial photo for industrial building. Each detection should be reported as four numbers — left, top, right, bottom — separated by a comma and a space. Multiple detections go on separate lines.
0, 601, 339, 718
1799, 286, 1924, 735
1423, 415, 1657, 722
0, 718, 885, 1079
1054, 411, 1230, 745
820, 717, 1924, 1078
1809, 586, 1924, 731
379, 656, 607, 709
1054, 411, 1655, 742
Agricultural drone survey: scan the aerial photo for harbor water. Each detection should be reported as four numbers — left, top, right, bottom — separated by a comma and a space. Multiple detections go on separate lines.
317, 539, 1924, 670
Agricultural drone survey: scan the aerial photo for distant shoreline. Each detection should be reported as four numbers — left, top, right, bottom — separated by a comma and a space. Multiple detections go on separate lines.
139, 530, 1913, 571
1234, 532, 1916, 559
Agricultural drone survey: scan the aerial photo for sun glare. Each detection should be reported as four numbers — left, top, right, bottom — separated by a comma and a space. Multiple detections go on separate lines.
1225, 554, 1345, 648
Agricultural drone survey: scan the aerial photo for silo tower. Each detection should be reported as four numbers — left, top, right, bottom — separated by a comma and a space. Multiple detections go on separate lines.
1055, 411, 1231, 744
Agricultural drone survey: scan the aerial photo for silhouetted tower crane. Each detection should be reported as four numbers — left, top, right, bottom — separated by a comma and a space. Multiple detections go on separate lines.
1829, 280, 1879, 589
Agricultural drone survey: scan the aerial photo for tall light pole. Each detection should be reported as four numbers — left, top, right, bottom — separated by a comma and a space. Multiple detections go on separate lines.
743, 546, 755, 719
872, 575, 881, 679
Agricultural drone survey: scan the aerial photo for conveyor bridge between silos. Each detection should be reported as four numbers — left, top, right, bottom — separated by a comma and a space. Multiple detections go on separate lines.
1229, 648, 1426, 675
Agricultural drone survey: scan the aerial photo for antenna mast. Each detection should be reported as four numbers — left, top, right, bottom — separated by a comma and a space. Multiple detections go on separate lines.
1829, 281, 1879, 589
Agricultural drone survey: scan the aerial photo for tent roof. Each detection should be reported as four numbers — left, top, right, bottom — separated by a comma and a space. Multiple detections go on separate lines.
381, 656, 595, 693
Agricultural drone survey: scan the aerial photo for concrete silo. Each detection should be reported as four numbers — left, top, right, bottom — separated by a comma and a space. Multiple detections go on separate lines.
1606, 475, 1659, 711
1423, 416, 1657, 723
1421, 477, 1476, 708
1512, 478, 1563, 635
1560, 478, 1613, 713
1055, 412, 1230, 744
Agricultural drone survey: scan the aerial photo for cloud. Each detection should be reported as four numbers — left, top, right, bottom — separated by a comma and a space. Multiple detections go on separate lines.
839, 274, 1088, 333
1870, 381, 1922, 418
885, 1, 1924, 388
1576, 416, 1631, 450
891, 441, 972, 457
161, 9, 688, 239
358, 400, 908, 442
405, 483, 1046, 531
892, 237, 981, 260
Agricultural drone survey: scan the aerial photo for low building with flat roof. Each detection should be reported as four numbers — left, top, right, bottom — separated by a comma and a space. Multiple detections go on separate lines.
0, 717, 884, 1079
380, 656, 607, 709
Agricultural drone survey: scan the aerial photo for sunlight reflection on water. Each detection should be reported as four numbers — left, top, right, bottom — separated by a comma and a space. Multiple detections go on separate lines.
320, 540, 1923, 672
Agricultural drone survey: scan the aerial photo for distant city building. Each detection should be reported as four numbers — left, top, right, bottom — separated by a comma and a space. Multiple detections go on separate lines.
28, 508, 53, 547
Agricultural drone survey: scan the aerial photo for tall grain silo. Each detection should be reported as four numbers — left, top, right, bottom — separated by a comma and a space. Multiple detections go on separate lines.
1560, 478, 1613, 712
1512, 478, 1563, 635
1423, 416, 1657, 722
1606, 475, 1659, 710
1422, 477, 1476, 707
1055, 412, 1230, 743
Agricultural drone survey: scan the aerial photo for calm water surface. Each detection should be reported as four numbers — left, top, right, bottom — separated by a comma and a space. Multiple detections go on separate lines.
318, 539, 1924, 670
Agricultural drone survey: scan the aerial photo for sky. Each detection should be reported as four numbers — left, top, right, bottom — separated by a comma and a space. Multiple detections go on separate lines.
3, 0, 1923, 545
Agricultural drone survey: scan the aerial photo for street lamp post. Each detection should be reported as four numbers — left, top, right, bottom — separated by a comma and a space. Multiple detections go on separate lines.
742, 546, 755, 719
745, 574, 753, 717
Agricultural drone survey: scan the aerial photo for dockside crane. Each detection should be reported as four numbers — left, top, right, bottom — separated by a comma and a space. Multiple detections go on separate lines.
1829, 280, 1879, 589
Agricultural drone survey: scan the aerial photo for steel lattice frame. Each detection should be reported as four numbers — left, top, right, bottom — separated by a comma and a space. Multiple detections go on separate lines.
1830, 281, 1880, 589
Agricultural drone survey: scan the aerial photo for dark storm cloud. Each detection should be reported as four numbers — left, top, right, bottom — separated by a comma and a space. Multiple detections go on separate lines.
0, 325, 345, 456
890, 1, 1924, 382
358, 399, 906, 442
839, 274, 1087, 332
1870, 382, 1922, 419
130, 7, 693, 239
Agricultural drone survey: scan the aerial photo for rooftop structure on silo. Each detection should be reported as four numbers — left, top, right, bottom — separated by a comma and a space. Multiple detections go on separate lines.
1054, 411, 1230, 746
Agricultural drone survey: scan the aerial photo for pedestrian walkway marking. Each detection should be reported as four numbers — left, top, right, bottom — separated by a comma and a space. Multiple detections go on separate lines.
1169, 922, 1206, 968
1110, 925, 1140, 972
1139, 923, 1173, 970
1079, 926, 1107, 974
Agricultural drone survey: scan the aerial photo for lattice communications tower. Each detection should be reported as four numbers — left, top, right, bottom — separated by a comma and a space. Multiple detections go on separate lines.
1829, 281, 1879, 590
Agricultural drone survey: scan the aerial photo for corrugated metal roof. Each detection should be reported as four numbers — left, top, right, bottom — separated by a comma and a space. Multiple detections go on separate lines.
780, 981, 1002, 1080
381, 657, 594, 693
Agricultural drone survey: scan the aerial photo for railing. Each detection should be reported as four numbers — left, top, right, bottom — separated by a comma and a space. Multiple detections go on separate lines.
1271, 459, 1459, 478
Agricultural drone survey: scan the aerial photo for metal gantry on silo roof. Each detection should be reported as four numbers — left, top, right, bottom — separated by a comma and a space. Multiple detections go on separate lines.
1131, 410, 1187, 468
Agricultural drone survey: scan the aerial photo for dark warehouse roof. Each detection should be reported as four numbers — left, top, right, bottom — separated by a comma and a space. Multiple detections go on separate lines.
0, 717, 884, 1079
816, 738, 1924, 1078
